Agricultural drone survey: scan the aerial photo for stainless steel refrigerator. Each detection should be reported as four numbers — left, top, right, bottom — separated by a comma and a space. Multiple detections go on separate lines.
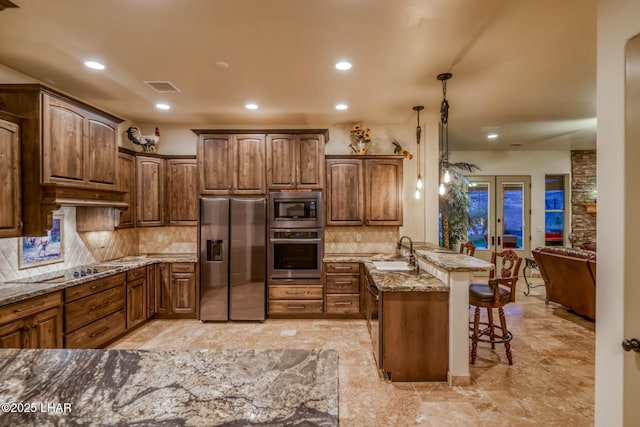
200, 197, 266, 321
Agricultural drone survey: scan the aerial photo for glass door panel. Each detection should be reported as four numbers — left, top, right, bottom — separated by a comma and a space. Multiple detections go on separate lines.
467, 176, 530, 266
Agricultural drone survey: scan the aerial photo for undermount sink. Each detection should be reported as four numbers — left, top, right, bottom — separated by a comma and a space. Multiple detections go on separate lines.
372, 260, 413, 271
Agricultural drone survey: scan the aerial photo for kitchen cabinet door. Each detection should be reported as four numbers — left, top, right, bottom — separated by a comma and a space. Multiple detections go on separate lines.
127, 278, 147, 329
325, 159, 363, 225
198, 134, 233, 194
233, 134, 266, 194
0, 115, 21, 237
85, 113, 118, 187
117, 151, 135, 228
267, 134, 297, 189
30, 306, 63, 348
170, 263, 197, 316
146, 264, 157, 318
156, 263, 171, 315
166, 158, 198, 225
365, 159, 403, 226
0, 318, 29, 348
136, 156, 165, 227
298, 134, 324, 189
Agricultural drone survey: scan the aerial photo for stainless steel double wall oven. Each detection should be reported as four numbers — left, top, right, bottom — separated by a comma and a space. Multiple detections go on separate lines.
268, 191, 323, 280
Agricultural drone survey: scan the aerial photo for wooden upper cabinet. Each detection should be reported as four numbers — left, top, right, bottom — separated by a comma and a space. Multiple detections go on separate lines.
0, 84, 124, 236
117, 151, 135, 229
136, 156, 165, 227
42, 93, 118, 188
325, 158, 364, 225
267, 134, 324, 189
0, 114, 21, 237
365, 159, 403, 226
325, 156, 403, 226
166, 158, 198, 225
197, 133, 265, 195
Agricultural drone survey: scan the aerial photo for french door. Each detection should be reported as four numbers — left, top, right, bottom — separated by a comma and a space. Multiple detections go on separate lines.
466, 175, 531, 265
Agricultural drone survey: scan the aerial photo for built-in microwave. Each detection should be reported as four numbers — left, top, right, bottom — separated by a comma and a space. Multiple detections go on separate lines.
269, 191, 322, 229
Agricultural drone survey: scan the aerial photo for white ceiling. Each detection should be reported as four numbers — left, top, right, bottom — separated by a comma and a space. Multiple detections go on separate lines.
0, 0, 596, 151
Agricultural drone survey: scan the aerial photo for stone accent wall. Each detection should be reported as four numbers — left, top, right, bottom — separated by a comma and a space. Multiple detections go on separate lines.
571, 150, 597, 245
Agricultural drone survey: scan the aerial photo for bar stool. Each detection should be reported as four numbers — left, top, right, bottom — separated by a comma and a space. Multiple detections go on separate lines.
469, 250, 522, 365
460, 241, 476, 256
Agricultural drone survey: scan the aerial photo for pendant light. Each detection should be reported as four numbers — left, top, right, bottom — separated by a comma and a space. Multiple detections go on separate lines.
413, 105, 424, 199
438, 72, 452, 195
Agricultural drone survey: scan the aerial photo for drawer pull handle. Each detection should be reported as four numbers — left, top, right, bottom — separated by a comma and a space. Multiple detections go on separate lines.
334, 301, 353, 305
13, 300, 46, 313
287, 305, 306, 309
334, 266, 353, 270
285, 290, 304, 295
89, 300, 111, 312
90, 283, 106, 290
333, 281, 353, 285
89, 327, 110, 338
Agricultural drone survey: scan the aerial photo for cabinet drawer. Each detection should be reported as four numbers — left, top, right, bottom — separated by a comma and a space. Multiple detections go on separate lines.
269, 286, 323, 300
326, 294, 360, 314
326, 275, 360, 294
65, 273, 126, 302
325, 262, 360, 274
126, 267, 146, 282
171, 263, 195, 273
268, 300, 323, 314
65, 309, 126, 349
0, 291, 62, 325
65, 285, 126, 332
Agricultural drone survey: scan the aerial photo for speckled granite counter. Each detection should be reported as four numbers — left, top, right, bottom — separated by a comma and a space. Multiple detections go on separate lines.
410, 242, 494, 273
0, 254, 197, 307
0, 348, 338, 426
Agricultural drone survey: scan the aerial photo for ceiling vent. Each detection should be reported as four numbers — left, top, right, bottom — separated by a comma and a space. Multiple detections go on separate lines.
143, 81, 181, 93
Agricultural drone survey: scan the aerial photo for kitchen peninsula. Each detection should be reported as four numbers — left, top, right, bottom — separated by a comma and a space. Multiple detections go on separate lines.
325, 242, 493, 386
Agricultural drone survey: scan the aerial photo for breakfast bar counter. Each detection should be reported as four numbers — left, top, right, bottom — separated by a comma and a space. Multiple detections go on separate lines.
0, 348, 338, 426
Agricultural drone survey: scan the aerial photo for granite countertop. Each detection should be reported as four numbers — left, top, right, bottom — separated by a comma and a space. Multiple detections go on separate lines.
323, 253, 448, 292
0, 254, 198, 307
410, 242, 494, 272
0, 348, 338, 426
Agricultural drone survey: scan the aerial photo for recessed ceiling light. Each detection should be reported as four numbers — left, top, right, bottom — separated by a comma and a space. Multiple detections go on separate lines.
156, 103, 171, 110
84, 61, 105, 70
487, 133, 499, 139
335, 104, 348, 110
245, 103, 259, 110
335, 61, 352, 71
214, 61, 230, 70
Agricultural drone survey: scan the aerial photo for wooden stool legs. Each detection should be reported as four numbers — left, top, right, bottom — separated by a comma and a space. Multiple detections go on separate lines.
470, 306, 514, 365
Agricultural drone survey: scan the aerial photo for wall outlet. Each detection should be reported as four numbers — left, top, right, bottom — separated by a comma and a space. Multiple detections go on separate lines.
355, 233, 362, 242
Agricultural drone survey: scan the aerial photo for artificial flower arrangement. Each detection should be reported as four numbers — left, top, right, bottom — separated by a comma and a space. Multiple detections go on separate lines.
349, 124, 371, 154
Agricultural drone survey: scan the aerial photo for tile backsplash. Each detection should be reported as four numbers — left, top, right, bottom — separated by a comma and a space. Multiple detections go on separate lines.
324, 226, 399, 254
0, 207, 198, 282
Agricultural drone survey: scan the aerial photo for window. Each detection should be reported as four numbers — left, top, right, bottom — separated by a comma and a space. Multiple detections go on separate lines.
544, 175, 566, 246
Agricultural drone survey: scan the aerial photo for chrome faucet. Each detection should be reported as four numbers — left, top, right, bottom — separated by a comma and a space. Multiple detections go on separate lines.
398, 235, 419, 274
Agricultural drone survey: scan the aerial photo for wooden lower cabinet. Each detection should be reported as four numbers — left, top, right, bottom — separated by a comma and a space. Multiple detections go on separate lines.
379, 290, 449, 382
156, 262, 198, 318
146, 264, 157, 318
0, 291, 63, 349
324, 262, 362, 316
64, 273, 127, 348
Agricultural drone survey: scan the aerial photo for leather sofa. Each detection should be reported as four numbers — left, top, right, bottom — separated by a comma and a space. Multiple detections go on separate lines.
532, 246, 596, 320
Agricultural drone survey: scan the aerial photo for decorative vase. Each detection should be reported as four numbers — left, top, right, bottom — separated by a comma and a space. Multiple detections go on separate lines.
350, 139, 368, 155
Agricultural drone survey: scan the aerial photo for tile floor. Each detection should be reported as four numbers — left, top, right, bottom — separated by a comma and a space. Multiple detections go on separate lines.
110, 278, 595, 426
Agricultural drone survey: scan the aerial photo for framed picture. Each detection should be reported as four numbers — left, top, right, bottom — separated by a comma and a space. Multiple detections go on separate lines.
18, 214, 64, 269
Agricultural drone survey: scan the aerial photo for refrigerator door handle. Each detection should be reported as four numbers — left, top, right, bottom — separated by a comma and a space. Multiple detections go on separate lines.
206, 239, 224, 262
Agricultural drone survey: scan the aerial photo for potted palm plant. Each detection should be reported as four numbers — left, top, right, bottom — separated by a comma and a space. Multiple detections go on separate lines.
439, 160, 480, 251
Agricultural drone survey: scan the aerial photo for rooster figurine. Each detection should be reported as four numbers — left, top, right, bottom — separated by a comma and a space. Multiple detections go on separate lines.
126, 126, 159, 152
392, 139, 413, 160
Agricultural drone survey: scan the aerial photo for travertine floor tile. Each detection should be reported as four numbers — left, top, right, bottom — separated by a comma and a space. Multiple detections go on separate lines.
110, 277, 594, 425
